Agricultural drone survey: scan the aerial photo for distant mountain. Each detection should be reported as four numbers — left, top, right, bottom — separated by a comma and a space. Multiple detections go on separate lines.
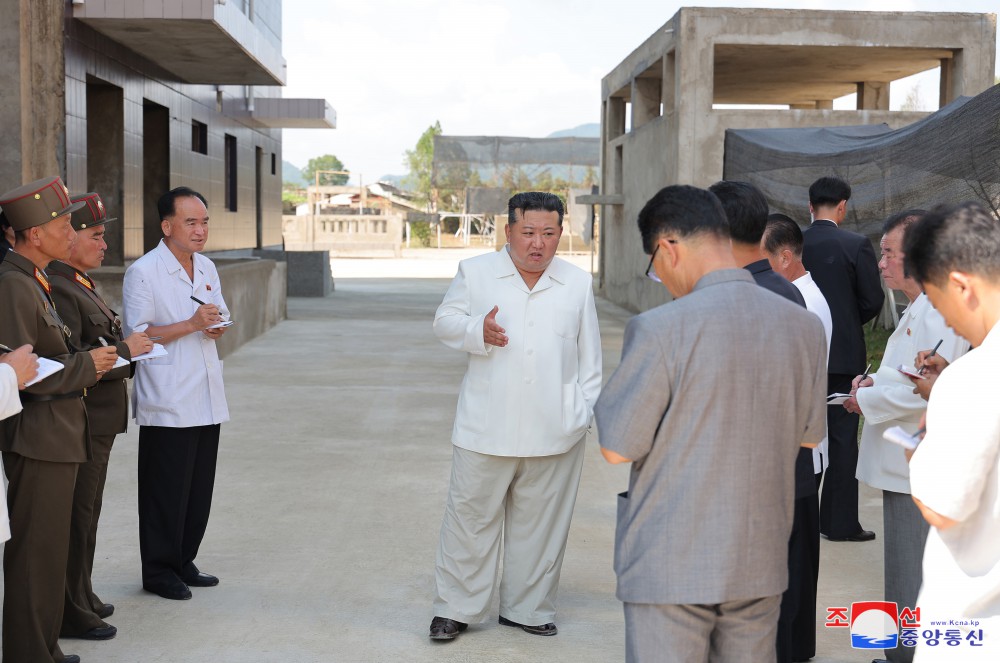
547, 123, 600, 138
282, 160, 307, 186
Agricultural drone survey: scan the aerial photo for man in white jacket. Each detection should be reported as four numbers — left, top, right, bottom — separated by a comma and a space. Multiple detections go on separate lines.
0, 344, 39, 542
844, 210, 968, 663
428, 192, 602, 641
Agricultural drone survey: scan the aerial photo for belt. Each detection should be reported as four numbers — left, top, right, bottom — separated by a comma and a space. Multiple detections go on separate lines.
20, 391, 85, 403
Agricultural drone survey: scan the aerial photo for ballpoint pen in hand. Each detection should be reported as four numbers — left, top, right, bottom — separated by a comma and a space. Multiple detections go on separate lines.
918, 339, 944, 375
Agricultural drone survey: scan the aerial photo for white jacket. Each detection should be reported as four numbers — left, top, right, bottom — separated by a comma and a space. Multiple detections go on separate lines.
434, 249, 602, 457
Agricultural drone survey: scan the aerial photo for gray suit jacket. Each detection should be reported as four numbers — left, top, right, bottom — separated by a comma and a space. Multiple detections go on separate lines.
595, 269, 827, 605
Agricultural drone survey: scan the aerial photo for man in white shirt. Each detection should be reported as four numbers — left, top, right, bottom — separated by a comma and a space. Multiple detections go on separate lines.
428, 192, 602, 641
763, 213, 832, 662
844, 210, 969, 663
903, 202, 1000, 661
123, 187, 230, 601
0, 344, 39, 542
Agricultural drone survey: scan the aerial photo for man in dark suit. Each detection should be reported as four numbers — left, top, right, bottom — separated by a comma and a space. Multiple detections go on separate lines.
801, 176, 884, 542
50, 193, 153, 642
710, 180, 819, 662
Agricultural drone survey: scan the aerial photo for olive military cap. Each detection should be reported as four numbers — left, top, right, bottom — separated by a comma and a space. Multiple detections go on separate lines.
0, 176, 86, 232
70, 192, 116, 231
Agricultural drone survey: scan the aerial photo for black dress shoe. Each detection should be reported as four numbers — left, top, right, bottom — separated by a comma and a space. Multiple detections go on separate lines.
72, 624, 117, 640
499, 615, 558, 636
429, 616, 468, 641
143, 580, 192, 600
95, 602, 114, 619
182, 572, 219, 587
826, 529, 876, 542
62, 656, 81, 663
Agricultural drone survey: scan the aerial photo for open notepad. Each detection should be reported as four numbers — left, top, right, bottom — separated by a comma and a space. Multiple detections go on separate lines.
25, 357, 65, 387
130, 344, 168, 362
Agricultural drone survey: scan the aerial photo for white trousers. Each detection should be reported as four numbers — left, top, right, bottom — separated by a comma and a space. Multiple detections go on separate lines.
432, 439, 586, 625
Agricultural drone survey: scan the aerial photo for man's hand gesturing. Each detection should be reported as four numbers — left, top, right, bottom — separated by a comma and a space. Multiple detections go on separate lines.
483, 305, 508, 348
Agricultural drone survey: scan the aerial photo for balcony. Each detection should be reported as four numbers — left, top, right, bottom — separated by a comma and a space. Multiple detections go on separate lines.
73, 0, 287, 85
252, 98, 337, 129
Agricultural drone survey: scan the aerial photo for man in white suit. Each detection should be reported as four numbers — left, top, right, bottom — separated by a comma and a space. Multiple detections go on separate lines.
1, 345, 39, 543
428, 191, 602, 641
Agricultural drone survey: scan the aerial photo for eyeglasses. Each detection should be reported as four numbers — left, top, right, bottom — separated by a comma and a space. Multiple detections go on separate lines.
644, 239, 678, 283
645, 246, 661, 282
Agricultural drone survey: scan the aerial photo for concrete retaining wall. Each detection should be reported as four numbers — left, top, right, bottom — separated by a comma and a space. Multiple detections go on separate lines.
90, 257, 286, 359
283, 213, 403, 257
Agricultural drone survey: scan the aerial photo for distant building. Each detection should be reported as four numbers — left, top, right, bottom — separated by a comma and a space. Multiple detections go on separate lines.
0, 0, 335, 265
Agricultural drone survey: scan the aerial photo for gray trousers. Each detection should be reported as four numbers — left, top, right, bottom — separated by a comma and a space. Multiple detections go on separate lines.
884, 489, 930, 663
624, 596, 781, 663
433, 439, 585, 625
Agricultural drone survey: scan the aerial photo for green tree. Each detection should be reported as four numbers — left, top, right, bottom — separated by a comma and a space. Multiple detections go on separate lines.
403, 121, 442, 207
302, 154, 348, 185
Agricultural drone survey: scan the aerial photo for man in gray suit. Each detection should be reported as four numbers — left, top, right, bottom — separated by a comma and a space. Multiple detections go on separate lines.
595, 185, 827, 662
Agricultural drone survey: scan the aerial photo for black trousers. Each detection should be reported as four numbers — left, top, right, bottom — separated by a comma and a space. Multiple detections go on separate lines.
777, 492, 821, 663
819, 373, 863, 538
138, 424, 220, 587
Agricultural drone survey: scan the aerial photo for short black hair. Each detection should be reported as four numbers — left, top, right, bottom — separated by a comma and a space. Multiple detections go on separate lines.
707, 180, 769, 244
882, 209, 926, 235
763, 213, 804, 257
158, 187, 208, 221
903, 201, 1000, 287
0, 210, 9, 232
508, 191, 564, 225
637, 185, 729, 254
808, 177, 851, 207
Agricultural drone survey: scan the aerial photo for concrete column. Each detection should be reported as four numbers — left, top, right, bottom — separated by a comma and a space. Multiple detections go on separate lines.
816, 100, 834, 110
631, 78, 661, 129
0, 0, 66, 187
790, 103, 817, 110
606, 96, 626, 140
856, 81, 890, 110
661, 51, 676, 113
939, 56, 955, 107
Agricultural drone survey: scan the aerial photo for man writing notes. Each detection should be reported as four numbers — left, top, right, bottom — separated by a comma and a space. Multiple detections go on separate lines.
428, 192, 601, 641
123, 187, 230, 601
595, 185, 827, 663
801, 176, 884, 542
844, 210, 968, 663
51, 192, 154, 641
903, 203, 1000, 662
1, 344, 39, 542
0, 176, 119, 663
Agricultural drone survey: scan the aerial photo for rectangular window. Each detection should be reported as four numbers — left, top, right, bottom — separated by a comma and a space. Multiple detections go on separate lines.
191, 120, 208, 154
224, 134, 237, 211
271, 153, 276, 175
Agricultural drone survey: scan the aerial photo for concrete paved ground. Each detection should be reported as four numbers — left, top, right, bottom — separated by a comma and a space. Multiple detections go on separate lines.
8, 253, 888, 662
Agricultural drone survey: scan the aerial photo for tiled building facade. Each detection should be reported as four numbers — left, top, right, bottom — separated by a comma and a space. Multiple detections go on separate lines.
1, 0, 334, 265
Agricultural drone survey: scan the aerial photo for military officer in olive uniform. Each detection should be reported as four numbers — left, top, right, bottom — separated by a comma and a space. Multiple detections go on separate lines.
50, 193, 153, 642
0, 176, 119, 663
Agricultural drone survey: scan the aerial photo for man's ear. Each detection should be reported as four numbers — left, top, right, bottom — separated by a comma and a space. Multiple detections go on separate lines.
949, 271, 978, 308
504, 223, 511, 243
161, 219, 171, 237
781, 249, 793, 269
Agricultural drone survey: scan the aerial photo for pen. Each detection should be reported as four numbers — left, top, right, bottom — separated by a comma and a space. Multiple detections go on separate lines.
0, 343, 12, 354
97, 338, 109, 347
860, 362, 872, 383
190, 295, 207, 306
148, 336, 163, 341
918, 339, 944, 375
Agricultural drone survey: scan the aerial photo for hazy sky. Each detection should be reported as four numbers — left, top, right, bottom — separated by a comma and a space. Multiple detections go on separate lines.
280, 0, 1000, 183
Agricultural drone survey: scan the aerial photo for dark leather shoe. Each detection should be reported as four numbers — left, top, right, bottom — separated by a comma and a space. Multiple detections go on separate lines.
826, 529, 876, 542
74, 624, 117, 640
95, 602, 114, 619
499, 615, 558, 636
182, 572, 219, 587
143, 580, 192, 600
429, 616, 467, 640
62, 656, 81, 663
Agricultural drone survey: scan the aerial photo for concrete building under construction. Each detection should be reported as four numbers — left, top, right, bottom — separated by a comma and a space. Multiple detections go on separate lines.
589, 7, 997, 313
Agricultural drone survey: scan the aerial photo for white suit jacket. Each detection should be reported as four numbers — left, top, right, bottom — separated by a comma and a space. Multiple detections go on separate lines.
123, 240, 230, 428
434, 249, 602, 457
856, 293, 968, 494
793, 272, 832, 474
0, 363, 19, 542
